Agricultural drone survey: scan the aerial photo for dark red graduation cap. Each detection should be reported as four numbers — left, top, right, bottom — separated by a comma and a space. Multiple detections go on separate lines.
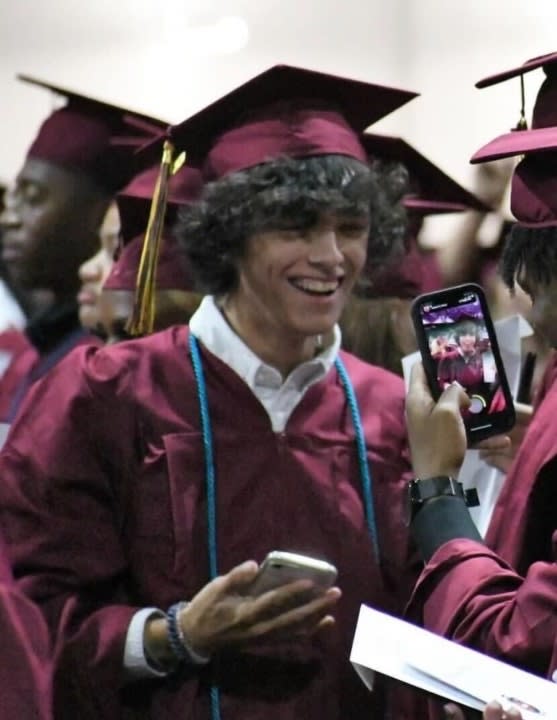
472, 53, 557, 163
103, 234, 194, 291
19, 75, 168, 193
510, 153, 557, 228
105, 163, 201, 291
361, 133, 488, 213
116, 164, 202, 243
141, 64, 418, 180
476, 51, 557, 88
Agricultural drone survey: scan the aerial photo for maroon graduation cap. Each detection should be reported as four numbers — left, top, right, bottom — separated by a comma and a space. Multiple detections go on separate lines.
19, 74, 168, 192
361, 133, 489, 213
140, 63, 418, 180
510, 152, 557, 228
116, 164, 202, 243
103, 235, 195, 292
471, 53, 557, 163
104, 164, 201, 291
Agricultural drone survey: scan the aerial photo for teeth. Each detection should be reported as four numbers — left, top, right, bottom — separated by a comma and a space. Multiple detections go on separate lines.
293, 279, 339, 293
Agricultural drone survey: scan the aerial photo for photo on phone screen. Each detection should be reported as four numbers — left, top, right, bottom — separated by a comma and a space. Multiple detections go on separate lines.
411, 283, 515, 440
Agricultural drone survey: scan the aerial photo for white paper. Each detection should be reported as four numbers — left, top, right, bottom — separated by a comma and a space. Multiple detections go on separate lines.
402, 314, 532, 536
351, 605, 557, 719
0, 423, 10, 450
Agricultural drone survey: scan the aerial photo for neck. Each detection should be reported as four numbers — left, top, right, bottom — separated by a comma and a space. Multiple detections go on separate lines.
221, 299, 332, 377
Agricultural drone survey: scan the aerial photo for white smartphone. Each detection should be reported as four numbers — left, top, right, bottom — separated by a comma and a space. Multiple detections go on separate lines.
249, 551, 338, 597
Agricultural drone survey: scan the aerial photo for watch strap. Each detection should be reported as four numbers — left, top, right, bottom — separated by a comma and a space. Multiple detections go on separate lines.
408, 476, 479, 522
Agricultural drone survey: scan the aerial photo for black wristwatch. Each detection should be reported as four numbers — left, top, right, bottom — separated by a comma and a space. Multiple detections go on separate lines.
407, 476, 479, 524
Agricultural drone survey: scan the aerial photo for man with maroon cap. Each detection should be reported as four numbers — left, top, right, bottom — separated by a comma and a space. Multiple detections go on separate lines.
0, 65, 430, 719
0, 76, 166, 421
401, 53, 557, 684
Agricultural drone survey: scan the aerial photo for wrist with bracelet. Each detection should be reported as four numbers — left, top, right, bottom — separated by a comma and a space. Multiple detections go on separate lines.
166, 601, 211, 666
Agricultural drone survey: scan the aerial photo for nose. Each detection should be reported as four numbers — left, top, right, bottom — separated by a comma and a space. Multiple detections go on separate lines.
308, 227, 343, 267
78, 250, 103, 283
0, 187, 21, 230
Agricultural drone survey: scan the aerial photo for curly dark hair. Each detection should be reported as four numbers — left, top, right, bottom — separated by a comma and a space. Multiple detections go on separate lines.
174, 154, 408, 295
500, 223, 557, 292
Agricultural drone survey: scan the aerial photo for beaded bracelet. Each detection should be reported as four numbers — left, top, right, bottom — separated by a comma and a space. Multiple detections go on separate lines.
167, 602, 211, 666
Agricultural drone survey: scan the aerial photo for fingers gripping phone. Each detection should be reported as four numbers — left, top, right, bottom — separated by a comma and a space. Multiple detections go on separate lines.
249, 551, 338, 597
411, 283, 515, 442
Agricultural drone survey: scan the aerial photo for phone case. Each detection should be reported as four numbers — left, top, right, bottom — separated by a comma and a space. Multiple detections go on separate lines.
411, 283, 516, 442
249, 551, 338, 597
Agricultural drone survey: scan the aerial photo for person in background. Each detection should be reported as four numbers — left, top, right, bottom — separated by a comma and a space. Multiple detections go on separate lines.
403, 54, 557, 685
0, 65, 431, 720
98, 163, 203, 342
341, 134, 486, 375
0, 183, 26, 335
0, 75, 166, 421
76, 201, 121, 337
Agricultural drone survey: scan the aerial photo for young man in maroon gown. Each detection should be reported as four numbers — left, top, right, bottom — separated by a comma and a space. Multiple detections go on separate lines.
0, 65, 429, 719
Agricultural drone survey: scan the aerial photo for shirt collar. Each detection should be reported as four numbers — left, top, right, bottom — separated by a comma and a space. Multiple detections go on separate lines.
189, 295, 340, 391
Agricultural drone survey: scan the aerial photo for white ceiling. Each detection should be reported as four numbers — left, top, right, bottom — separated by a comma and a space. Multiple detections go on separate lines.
1, 0, 556, 198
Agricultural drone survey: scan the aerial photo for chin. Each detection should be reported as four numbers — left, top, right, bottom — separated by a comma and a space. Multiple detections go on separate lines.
78, 308, 99, 331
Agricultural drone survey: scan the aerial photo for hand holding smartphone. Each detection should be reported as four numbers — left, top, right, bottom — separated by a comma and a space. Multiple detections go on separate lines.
248, 551, 338, 597
411, 283, 515, 442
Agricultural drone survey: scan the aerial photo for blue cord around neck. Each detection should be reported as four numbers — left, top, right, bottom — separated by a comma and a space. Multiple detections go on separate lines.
188, 333, 379, 720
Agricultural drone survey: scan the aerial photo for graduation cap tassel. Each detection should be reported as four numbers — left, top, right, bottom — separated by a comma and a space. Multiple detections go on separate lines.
126, 140, 185, 336
516, 75, 528, 130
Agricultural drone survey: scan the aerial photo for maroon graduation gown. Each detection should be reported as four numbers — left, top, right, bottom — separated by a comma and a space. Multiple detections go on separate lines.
486, 374, 557, 575
0, 536, 52, 720
0, 305, 100, 423
0, 325, 422, 720
406, 363, 557, 678
0, 329, 38, 420
406, 535, 557, 679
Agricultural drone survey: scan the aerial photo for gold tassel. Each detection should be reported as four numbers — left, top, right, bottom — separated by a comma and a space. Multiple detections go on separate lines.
126, 140, 185, 336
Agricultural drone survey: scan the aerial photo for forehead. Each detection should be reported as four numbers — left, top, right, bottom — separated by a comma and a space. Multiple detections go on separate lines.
17, 157, 92, 197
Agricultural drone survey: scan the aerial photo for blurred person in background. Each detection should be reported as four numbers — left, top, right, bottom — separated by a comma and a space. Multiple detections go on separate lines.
341, 134, 486, 376
0, 76, 166, 422
76, 201, 121, 338
98, 163, 203, 342
0, 183, 26, 336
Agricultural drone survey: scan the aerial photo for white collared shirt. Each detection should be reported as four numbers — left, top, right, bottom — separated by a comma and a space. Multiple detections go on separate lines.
189, 295, 341, 432
125, 295, 341, 676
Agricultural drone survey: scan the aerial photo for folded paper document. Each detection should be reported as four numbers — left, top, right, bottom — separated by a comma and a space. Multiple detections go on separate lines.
351, 605, 557, 719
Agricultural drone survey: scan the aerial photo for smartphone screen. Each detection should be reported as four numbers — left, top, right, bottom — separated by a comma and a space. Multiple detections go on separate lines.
412, 283, 515, 440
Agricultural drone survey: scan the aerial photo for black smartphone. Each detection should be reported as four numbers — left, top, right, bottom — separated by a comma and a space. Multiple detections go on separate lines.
411, 283, 515, 441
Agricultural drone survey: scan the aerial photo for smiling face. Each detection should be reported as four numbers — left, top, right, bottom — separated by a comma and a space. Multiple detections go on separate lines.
0, 157, 109, 301
225, 209, 369, 366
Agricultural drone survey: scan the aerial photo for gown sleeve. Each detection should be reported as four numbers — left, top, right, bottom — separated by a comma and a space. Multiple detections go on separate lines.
406, 533, 557, 678
0, 343, 143, 702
